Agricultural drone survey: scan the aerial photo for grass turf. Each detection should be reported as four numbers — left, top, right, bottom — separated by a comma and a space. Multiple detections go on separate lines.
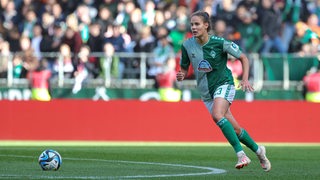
0, 142, 319, 180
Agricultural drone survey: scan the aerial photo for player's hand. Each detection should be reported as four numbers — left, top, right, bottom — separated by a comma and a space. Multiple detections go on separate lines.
176, 70, 185, 81
238, 80, 254, 92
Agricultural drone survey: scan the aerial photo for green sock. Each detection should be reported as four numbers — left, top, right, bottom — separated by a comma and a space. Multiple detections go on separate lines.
238, 129, 259, 152
217, 118, 243, 153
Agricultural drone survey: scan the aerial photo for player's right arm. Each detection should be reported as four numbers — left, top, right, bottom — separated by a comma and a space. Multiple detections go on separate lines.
176, 44, 190, 81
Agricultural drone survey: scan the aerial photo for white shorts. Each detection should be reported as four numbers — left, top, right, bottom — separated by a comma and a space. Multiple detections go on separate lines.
203, 84, 235, 114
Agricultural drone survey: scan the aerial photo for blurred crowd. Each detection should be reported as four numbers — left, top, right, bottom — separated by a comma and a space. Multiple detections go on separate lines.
0, 0, 320, 85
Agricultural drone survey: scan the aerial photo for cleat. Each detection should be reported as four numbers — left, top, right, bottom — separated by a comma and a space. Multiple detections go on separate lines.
235, 154, 251, 169
257, 146, 271, 172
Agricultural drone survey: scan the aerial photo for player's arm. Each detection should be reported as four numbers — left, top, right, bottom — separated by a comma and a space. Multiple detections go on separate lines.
176, 44, 190, 81
223, 41, 254, 92
237, 53, 254, 92
176, 68, 188, 81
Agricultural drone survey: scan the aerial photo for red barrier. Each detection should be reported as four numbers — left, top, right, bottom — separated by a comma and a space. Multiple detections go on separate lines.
1, 100, 319, 142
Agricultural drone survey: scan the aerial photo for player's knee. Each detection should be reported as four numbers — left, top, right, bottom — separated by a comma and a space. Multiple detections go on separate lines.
211, 113, 224, 122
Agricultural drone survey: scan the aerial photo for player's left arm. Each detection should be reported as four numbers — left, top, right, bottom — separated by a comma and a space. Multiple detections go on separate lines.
237, 53, 254, 92
223, 41, 254, 92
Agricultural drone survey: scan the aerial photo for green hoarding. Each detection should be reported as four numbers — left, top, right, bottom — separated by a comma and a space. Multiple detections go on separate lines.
0, 87, 304, 101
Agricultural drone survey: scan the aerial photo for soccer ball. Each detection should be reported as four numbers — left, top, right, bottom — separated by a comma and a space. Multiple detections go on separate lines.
38, 149, 62, 171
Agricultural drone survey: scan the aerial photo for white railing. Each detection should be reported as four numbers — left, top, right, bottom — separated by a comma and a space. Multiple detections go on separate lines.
0, 52, 155, 88
0, 52, 318, 91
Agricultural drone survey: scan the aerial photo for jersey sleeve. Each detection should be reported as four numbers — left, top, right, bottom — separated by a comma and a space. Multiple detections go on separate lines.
223, 40, 242, 59
180, 44, 190, 70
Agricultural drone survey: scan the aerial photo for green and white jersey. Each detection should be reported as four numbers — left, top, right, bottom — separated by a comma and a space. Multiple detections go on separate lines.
180, 35, 242, 101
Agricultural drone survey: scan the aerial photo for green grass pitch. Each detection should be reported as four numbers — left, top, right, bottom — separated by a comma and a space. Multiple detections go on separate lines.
0, 141, 319, 180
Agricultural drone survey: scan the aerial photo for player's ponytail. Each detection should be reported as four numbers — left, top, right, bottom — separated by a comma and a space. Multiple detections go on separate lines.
191, 10, 212, 33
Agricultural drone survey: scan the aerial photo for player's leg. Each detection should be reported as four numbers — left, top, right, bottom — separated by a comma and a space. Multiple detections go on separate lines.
212, 97, 251, 169
212, 97, 243, 153
225, 109, 271, 172
224, 109, 258, 152
209, 85, 251, 169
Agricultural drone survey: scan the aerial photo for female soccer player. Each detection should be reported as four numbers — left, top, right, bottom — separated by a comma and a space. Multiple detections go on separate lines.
176, 10, 271, 171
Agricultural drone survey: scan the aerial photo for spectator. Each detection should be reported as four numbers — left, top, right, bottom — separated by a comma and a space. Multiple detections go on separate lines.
53, 43, 74, 78
281, 0, 310, 53
65, 13, 79, 35
27, 58, 52, 101
6, 25, 21, 52
19, 33, 31, 50
31, 24, 43, 60
76, 4, 92, 44
42, 0, 57, 15
101, 0, 118, 18
114, 1, 135, 29
152, 10, 169, 37
147, 34, 175, 87
63, 26, 83, 58
40, 22, 64, 71
303, 64, 320, 102
169, 20, 190, 53
306, 13, 320, 36
213, 0, 239, 32
52, 2, 65, 24
1, 0, 20, 31
19, 35, 38, 78
213, 19, 231, 39
237, 0, 259, 18
100, 42, 119, 79
12, 54, 23, 79
237, 10, 263, 53
19, 9, 38, 39
104, 23, 127, 78
155, 26, 169, 40
72, 45, 98, 94
127, 8, 144, 43
40, 12, 55, 36
142, 0, 156, 26
96, 5, 114, 34
75, 4, 91, 22
0, 40, 10, 78
17, 0, 43, 17
175, 5, 188, 28
307, 0, 320, 25
82, 0, 98, 19
134, 25, 156, 53
291, 21, 320, 55
58, 0, 79, 16
87, 22, 103, 53
0, 0, 8, 11
40, 22, 64, 53
104, 23, 126, 52
0, 20, 6, 39
161, 3, 177, 30
257, 0, 285, 54
86, 22, 104, 78
157, 57, 181, 102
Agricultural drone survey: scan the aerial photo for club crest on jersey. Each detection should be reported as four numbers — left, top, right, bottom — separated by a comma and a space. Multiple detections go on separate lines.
198, 60, 212, 72
210, 50, 216, 58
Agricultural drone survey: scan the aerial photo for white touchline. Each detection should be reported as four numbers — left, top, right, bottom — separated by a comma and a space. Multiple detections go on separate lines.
0, 155, 226, 179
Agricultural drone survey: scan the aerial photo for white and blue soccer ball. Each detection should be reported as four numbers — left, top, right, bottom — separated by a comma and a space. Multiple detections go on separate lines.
38, 149, 62, 171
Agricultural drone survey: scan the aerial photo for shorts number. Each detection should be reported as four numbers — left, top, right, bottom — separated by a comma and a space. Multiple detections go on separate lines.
215, 88, 222, 95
